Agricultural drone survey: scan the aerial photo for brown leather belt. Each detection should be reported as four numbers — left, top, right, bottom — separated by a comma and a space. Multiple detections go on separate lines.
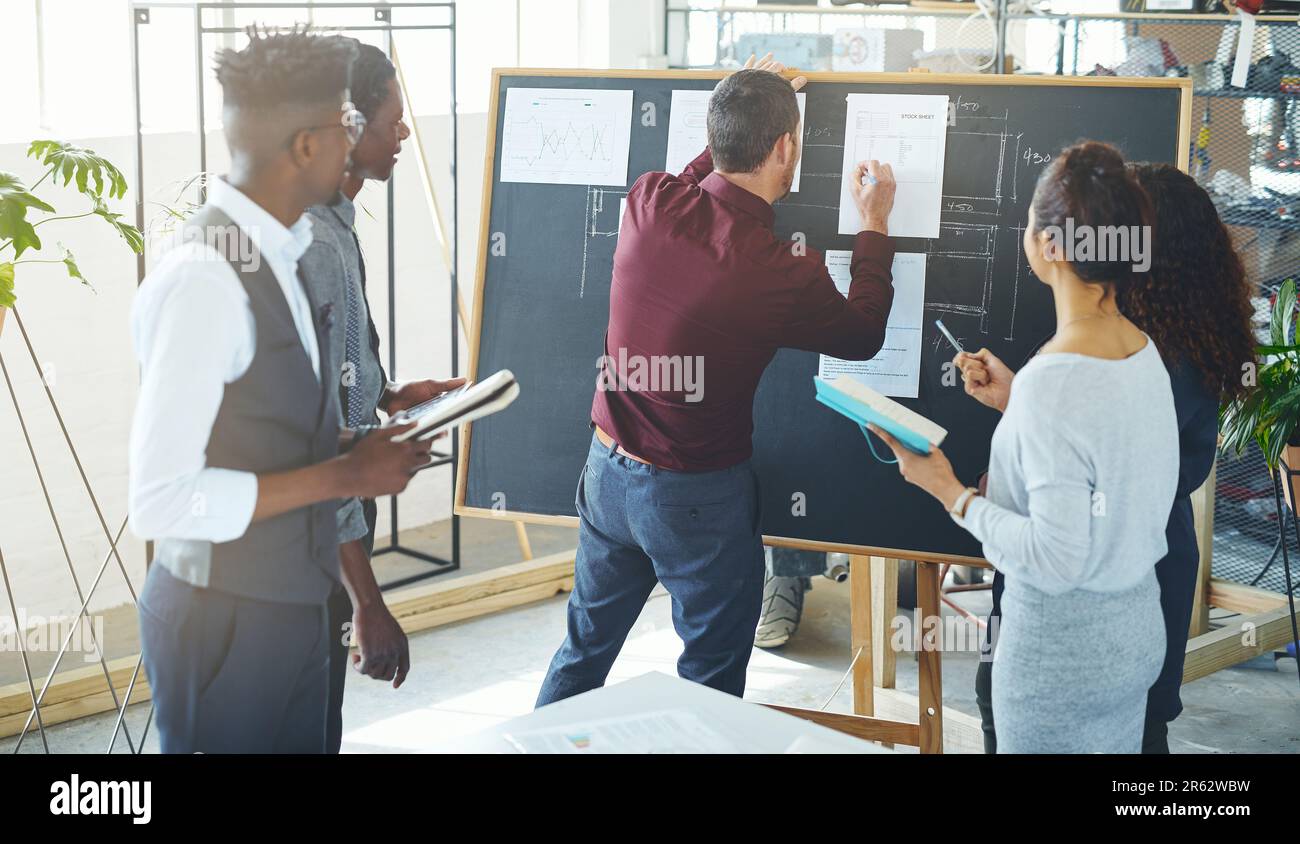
594, 425, 657, 467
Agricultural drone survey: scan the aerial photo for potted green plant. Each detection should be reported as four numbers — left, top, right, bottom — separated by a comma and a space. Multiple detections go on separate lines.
1220, 277, 1300, 507
0, 140, 143, 336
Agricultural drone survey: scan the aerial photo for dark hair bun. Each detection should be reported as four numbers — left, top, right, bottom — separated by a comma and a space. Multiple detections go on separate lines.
1031, 140, 1152, 285
1062, 141, 1126, 181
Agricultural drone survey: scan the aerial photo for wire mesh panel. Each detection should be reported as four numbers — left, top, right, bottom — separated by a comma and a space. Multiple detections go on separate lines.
1008, 8, 1300, 292
1214, 444, 1298, 595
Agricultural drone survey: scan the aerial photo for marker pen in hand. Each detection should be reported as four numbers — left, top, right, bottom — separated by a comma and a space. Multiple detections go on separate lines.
935, 319, 964, 354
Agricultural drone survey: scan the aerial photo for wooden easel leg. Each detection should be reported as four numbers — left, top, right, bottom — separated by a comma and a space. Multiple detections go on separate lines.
849, 554, 874, 716
917, 561, 944, 754
1189, 465, 1216, 638
871, 556, 898, 689
514, 521, 534, 561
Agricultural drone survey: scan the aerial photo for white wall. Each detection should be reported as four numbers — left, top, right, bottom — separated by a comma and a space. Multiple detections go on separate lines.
0, 0, 663, 626
0, 111, 487, 621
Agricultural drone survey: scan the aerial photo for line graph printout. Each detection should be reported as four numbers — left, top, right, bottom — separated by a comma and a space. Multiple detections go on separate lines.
818, 250, 926, 398
664, 89, 807, 191
837, 93, 949, 238
500, 88, 634, 186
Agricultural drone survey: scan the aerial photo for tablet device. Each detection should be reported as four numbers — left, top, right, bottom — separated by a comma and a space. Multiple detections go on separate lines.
391, 369, 520, 442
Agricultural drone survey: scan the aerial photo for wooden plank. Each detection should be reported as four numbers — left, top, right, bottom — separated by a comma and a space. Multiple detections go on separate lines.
383, 550, 575, 623
764, 704, 919, 747
457, 502, 995, 565
848, 554, 874, 717
483, 68, 1191, 91
0, 555, 578, 739
1190, 466, 1216, 636
873, 687, 984, 755
871, 556, 898, 689
394, 578, 572, 636
916, 561, 944, 754
1207, 577, 1288, 616
453, 63, 505, 515
0, 655, 149, 739
1183, 605, 1300, 683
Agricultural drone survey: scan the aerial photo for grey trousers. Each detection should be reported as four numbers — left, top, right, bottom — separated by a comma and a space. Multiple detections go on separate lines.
139, 565, 331, 754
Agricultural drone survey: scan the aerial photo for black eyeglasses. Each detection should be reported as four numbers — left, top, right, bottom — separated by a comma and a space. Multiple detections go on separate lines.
301, 93, 367, 146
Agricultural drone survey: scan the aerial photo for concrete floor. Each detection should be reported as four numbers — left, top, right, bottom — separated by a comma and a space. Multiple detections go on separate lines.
3, 517, 1297, 753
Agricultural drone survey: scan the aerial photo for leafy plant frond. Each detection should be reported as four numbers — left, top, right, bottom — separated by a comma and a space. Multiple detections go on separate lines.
1224, 278, 1300, 468
91, 196, 144, 254
27, 140, 130, 201
0, 171, 55, 258
0, 262, 14, 308
1271, 279, 1297, 347
57, 243, 90, 289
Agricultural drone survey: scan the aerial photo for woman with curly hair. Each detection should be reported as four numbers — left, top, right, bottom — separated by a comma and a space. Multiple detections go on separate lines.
939, 156, 1255, 753
1120, 163, 1257, 752
872, 141, 1181, 752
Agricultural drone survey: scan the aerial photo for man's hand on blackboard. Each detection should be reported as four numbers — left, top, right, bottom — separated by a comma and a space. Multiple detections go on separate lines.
867, 424, 967, 513
741, 51, 807, 92
849, 159, 896, 236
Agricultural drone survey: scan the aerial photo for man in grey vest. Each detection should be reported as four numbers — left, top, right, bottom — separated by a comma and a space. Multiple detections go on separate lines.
300, 40, 465, 752
129, 28, 431, 754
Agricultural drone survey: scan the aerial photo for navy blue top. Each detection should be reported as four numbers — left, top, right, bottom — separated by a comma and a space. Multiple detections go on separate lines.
986, 358, 1218, 723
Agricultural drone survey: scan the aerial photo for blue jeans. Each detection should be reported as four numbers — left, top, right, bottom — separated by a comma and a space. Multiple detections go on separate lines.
535, 433, 766, 706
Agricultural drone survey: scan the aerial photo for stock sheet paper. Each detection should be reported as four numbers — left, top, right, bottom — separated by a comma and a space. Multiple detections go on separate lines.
837, 93, 949, 238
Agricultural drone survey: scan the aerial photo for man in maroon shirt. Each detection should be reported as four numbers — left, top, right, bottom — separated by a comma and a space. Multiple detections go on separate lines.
536, 56, 898, 706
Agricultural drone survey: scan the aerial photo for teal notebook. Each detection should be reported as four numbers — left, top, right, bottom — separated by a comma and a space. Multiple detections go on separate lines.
813, 376, 947, 457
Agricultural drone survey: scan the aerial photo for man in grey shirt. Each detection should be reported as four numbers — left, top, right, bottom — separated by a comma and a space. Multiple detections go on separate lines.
300, 40, 464, 753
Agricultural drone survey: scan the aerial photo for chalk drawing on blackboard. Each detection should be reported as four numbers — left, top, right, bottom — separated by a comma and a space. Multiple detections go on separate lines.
939, 105, 1011, 220
924, 222, 998, 333
500, 88, 634, 186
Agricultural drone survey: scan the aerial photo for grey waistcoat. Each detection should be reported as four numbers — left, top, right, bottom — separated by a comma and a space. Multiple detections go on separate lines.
153, 205, 341, 605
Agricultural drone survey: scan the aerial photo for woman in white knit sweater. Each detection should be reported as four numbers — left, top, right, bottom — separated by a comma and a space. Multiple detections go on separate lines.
870, 142, 1179, 753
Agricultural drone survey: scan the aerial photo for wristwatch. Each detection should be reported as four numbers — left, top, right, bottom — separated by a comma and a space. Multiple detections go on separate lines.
949, 487, 980, 519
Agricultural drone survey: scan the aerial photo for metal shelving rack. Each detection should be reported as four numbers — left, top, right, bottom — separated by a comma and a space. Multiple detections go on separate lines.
129, 2, 462, 591
1005, 9, 1300, 247
665, 2, 1002, 71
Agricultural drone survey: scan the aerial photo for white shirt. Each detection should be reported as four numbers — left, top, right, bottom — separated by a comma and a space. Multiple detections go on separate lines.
955, 338, 1179, 595
128, 178, 319, 543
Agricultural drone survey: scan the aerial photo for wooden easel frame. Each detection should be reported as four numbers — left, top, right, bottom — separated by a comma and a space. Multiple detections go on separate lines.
455, 68, 1194, 752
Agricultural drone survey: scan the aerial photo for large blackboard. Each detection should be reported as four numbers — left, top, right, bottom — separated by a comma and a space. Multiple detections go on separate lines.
458, 70, 1189, 563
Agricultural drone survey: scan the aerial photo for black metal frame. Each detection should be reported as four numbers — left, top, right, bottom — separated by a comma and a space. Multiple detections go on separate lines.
129, 2, 461, 590
1265, 457, 1300, 681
